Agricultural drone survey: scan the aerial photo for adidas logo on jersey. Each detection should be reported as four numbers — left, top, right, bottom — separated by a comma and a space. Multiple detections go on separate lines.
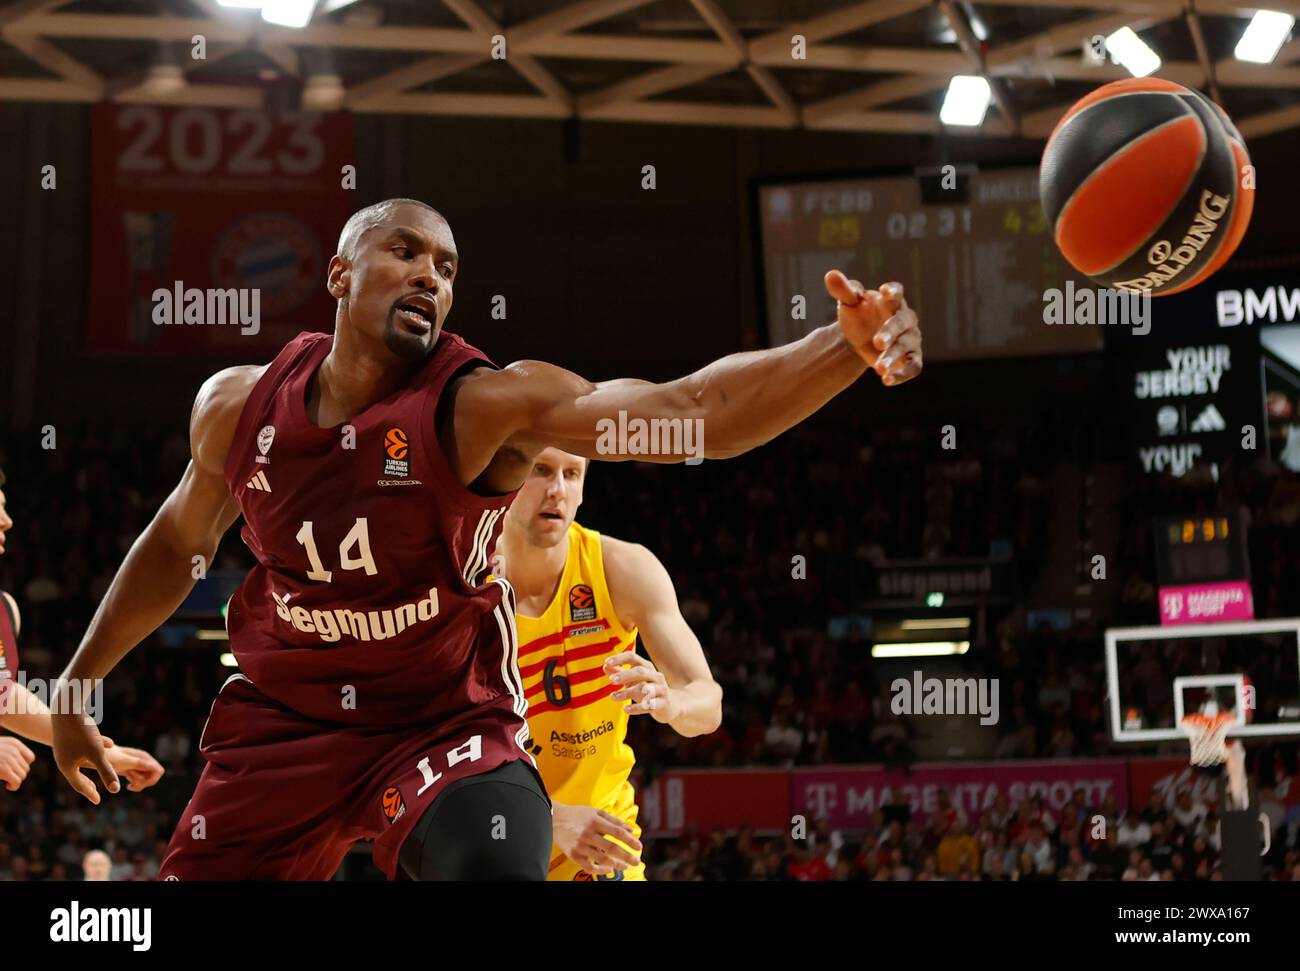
246, 470, 272, 492
1190, 403, 1226, 432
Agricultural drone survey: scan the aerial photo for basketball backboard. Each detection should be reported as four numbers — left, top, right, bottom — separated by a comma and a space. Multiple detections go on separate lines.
1105, 617, 1300, 742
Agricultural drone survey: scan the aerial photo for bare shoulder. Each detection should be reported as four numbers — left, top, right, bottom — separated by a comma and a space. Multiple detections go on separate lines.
191, 364, 267, 477
451, 359, 586, 406
600, 534, 655, 574
600, 534, 667, 619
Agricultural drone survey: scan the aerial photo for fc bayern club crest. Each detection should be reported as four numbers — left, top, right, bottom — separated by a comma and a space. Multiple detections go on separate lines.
213, 212, 319, 318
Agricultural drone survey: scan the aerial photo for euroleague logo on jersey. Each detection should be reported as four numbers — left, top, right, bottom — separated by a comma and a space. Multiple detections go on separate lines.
382, 426, 410, 479
381, 786, 406, 824
574, 869, 624, 882
569, 584, 597, 622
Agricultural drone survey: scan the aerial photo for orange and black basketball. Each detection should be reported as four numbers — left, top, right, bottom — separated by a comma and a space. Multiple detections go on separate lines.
384, 427, 409, 461
1039, 77, 1254, 295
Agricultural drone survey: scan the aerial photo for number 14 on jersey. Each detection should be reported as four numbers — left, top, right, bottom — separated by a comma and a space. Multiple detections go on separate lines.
296, 518, 379, 582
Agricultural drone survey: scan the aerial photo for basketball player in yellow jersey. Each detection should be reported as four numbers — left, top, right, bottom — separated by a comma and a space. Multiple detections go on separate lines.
498, 448, 722, 881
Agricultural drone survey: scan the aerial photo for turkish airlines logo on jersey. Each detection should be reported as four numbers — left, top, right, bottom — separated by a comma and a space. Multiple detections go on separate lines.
569, 584, 597, 622
383, 426, 410, 479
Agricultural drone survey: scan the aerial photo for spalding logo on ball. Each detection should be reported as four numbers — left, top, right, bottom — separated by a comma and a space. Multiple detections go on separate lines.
1040, 78, 1254, 296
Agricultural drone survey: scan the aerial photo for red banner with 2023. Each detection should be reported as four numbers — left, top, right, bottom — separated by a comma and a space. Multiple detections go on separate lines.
87, 103, 354, 355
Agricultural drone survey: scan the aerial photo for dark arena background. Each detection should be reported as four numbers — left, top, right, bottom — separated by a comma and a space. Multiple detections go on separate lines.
2, 0, 1300, 951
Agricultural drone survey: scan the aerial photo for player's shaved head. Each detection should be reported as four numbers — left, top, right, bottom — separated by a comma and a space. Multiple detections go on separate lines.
329, 198, 457, 360
337, 198, 446, 262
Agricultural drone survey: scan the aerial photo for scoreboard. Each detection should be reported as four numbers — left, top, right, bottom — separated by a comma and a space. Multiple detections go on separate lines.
1154, 511, 1249, 587
755, 167, 1102, 361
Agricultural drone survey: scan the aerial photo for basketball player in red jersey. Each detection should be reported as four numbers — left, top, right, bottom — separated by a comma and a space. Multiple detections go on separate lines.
48, 198, 921, 880
0, 466, 163, 794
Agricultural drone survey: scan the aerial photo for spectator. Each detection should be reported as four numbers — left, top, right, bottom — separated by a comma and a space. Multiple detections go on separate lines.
1147, 820, 1175, 872
1117, 814, 1153, 848
1092, 830, 1129, 880
763, 714, 803, 764
1139, 789, 1170, 825
82, 849, 111, 882
1171, 791, 1208, 834
983, 831, 1017, 877
983, 853, 1010, 881
937, 822, 979, 877
1024, 823, 1055, 875
154, 726, 191, 770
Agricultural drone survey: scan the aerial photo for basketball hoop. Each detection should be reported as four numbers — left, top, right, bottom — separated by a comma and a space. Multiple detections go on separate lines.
1180, 711, 1236, 767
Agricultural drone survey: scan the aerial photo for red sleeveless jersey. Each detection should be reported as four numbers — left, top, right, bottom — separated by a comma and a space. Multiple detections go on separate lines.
222, 331, 526, 733
0, 591, 18, 714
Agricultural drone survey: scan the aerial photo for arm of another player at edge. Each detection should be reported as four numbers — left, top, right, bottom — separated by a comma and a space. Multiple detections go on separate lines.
0, 596, 54, 745
0, 682, 54, 746
57, 366, 256, 686
603, 537, 721, 737
455, 278, 921, 464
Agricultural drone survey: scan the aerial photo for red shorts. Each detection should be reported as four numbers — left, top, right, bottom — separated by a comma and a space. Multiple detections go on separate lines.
160, 674, 535, 880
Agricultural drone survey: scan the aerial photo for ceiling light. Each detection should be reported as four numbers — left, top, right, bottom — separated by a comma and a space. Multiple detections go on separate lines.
963, 3, 989, 42
304, 73, 345, 110
1105, 27, 1161, 77
900, 617, 972, 631
1234, 10, 1295, 64
940, 75, 991, 126
142, 64, 185, 95
262, 0, 318, 28
872, 641, 971, 658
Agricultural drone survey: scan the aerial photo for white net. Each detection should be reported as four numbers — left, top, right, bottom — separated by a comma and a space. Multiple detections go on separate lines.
1180, 713, 1235, 766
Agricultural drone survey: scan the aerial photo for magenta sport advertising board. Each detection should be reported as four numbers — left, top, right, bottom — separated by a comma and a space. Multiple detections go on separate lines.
789, 761, 1131, 828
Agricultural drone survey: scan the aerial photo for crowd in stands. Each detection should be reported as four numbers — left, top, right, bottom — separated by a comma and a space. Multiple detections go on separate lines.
645, 787, 1300, 881
3, 413, 1300, 879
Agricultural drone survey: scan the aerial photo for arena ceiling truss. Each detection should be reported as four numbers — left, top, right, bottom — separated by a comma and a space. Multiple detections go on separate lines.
1, 0, 1299, 139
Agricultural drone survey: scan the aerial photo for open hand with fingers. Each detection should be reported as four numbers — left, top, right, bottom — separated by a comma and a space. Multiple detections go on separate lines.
605, 651, 676, 724
552, 802, 643, 877
51, 709, 120, 805
105, 744, 165, 792
825, 270, 923, 387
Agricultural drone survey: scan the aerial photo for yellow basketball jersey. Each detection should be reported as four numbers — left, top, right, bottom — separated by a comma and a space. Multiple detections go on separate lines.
516, 522, 645, 881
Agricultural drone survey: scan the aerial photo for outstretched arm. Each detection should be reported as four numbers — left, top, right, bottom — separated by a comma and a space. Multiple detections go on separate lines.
0, 680, 165, 792
601, 536, 721, 738
449, 273, 921, 485
50, 365, 256, 803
